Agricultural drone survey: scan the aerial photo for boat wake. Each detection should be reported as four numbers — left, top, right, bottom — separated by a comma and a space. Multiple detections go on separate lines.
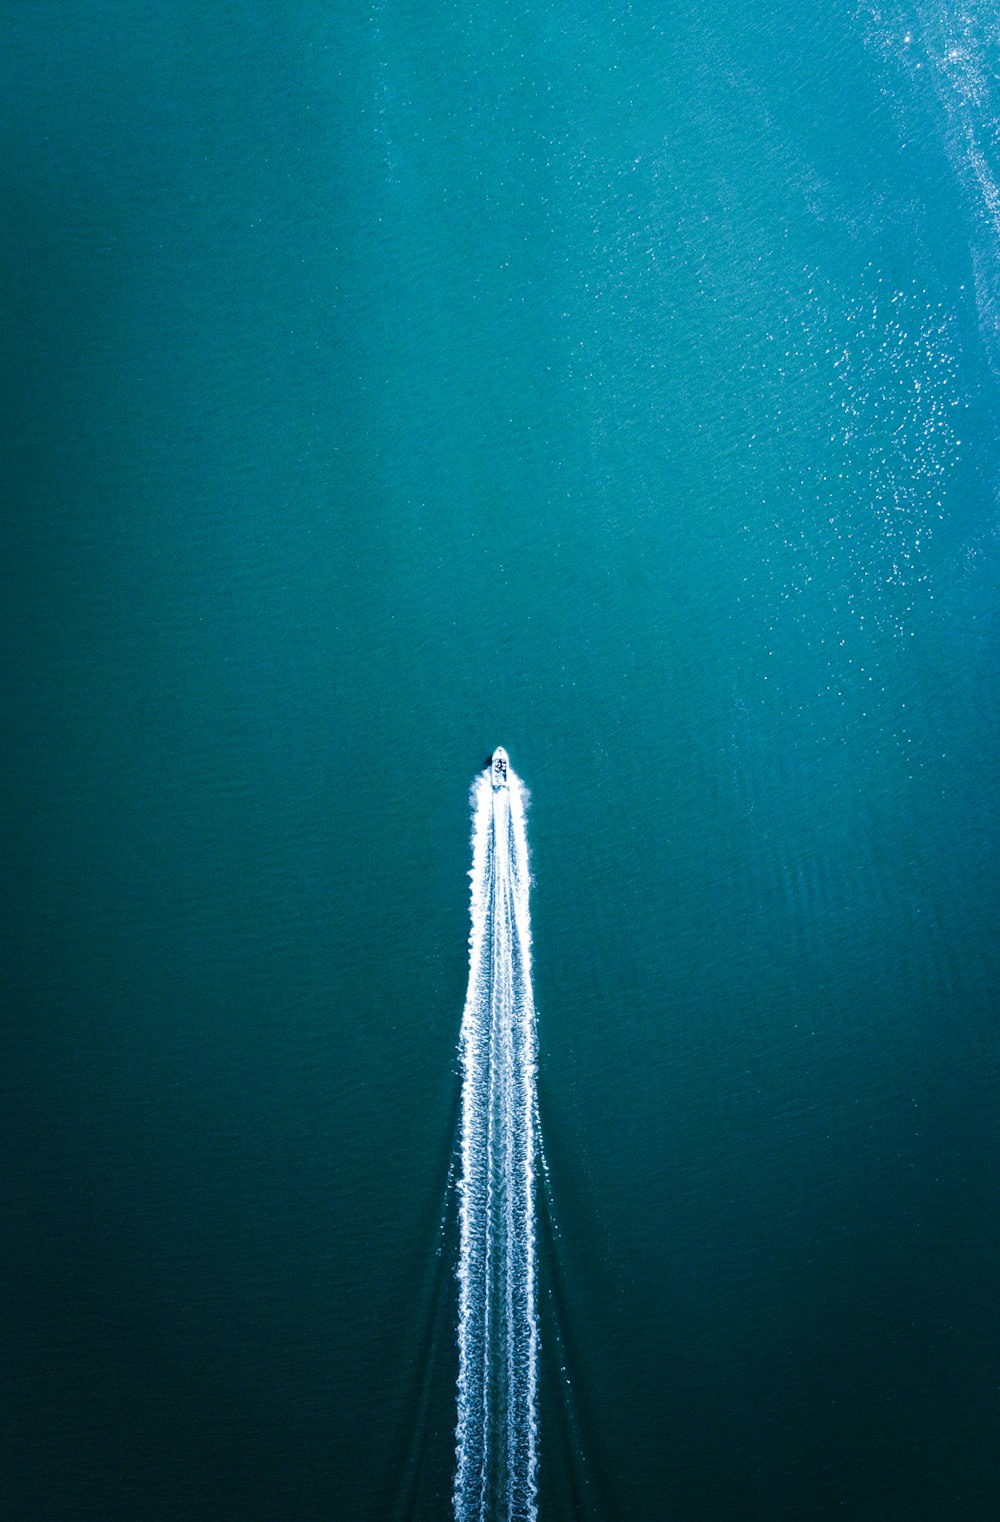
454, 755, 539, 1522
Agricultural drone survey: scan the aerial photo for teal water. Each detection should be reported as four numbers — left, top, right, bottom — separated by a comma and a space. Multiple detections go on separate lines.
3, 2, 998, 1519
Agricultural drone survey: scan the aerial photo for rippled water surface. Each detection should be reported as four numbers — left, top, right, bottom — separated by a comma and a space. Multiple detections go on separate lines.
3, 3, 998, 1519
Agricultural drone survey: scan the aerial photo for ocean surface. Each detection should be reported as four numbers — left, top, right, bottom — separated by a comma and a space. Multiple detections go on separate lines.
3, 2, 999, 1518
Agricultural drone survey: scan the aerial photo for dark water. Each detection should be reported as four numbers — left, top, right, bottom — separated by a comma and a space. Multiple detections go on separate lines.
3, 3, 998, 1518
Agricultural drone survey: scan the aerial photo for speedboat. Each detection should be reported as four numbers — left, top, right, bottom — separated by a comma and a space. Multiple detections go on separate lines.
491, 747, 509, 789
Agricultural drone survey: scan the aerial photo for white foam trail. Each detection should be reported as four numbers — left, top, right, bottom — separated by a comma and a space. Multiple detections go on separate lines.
455, 765, 539, 1522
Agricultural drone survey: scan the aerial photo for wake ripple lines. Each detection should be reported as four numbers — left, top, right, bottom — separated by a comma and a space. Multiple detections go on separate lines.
455, 765, 539, 1522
